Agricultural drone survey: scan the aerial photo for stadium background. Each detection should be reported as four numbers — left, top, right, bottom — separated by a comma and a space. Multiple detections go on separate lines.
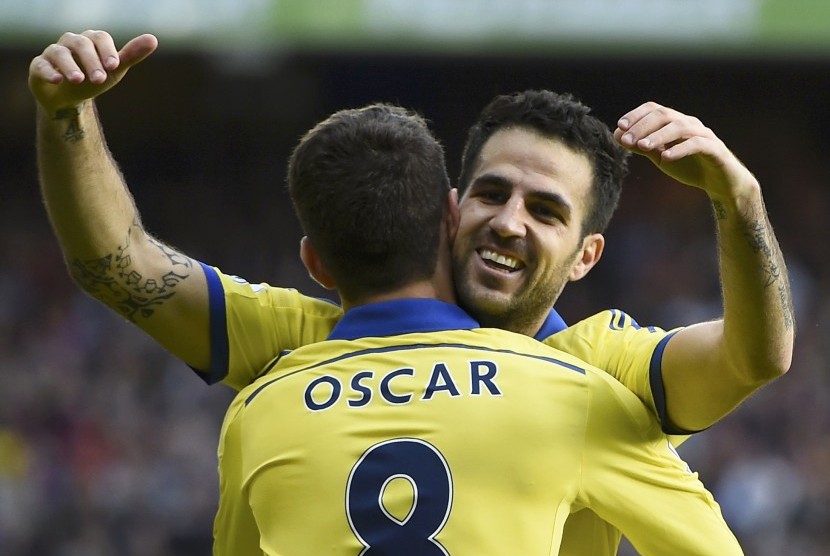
0, 1, 828, 554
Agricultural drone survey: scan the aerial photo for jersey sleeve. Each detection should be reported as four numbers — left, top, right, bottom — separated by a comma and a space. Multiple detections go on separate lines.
576, 368, 743, 555
543, 309, 692, 437
198, 263, 343, 390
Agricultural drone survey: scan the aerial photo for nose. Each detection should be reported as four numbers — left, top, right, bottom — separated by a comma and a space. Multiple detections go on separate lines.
489, 198, 527, 239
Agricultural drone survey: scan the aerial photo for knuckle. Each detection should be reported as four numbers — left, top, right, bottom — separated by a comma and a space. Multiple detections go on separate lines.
58, 31, 90, 49
29, 56, 44, 71
643, 101, 661, 110
43, 43, 67, 57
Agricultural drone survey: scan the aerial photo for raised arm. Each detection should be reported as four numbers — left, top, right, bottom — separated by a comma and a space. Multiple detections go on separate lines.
30, 31, 211, 370
615, 102, 794, 432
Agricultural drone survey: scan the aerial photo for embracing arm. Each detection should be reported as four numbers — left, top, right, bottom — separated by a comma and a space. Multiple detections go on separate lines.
616, 102, 794, 432
579, 369, 744, 555
31, 31, 211, 370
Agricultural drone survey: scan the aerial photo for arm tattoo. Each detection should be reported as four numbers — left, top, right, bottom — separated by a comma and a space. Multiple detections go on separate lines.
743, 219, 795, 331
69, 224, 193, 321
715, 197, 795, 331
744, 221, 774, 273
54, 106, 85, 143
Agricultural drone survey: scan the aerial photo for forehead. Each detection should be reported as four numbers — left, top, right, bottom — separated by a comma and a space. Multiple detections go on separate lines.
471, 127, 594, 205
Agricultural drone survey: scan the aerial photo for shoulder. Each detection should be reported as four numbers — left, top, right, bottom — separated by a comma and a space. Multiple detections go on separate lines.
209, 265, 343, 317
568, 309, 667, 336
545, 309, 680, 365
467, 327, 599, 375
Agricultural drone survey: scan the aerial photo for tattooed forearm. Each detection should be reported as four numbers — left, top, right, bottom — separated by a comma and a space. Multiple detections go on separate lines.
741, 218, 795, 331
744, 221, 773, 259
69, 225, 193, 321
54, 106, 85, 143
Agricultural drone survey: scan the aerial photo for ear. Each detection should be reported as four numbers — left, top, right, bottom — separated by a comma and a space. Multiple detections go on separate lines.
568, 233, 605, 282
446, 188, 460, 242
299, 236, 336, 290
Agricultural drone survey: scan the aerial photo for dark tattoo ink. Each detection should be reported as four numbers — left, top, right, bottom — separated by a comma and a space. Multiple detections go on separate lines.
54, 106, 85, 143
742, 218, 795, 331
712, 200, 728, 220
744, 221, 773, 258
70, 224, 193, 321
762, 260, 781, 289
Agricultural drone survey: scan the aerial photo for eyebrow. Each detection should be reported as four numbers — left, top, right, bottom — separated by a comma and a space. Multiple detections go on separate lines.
471, 172, 574, 218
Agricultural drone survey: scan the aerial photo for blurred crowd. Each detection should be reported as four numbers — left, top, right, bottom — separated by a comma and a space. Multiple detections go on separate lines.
0, 49, 828, 555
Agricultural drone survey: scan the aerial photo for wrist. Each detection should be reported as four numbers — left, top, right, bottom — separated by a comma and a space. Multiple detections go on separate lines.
709, 174, 762, 221
38, 100, 92, 144
37, 98, 89, 119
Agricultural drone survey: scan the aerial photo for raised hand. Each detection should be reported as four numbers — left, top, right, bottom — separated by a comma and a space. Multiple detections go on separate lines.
614, 101, 758, 201
29, 30, 158, 114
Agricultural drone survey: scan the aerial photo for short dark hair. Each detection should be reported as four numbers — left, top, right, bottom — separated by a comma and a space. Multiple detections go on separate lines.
288, 103, 451, 301
458, 90, 629, 236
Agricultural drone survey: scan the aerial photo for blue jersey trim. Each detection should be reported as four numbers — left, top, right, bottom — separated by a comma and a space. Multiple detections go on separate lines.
328, 299, 480, 340
649, 330, 702, 435
246, 341, 586, 405
192, 262, 230, 385
534, 308, 568, 340
609, 309, 629, 330
607, 309, 660, 333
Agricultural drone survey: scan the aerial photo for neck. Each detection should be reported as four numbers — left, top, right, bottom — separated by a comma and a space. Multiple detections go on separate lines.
342, 239, 457, 311
341, 215, 458, 311
341, 278, 456, 312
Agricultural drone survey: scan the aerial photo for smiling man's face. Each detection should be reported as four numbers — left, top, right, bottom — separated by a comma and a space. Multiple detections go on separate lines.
452, 126, 603, 335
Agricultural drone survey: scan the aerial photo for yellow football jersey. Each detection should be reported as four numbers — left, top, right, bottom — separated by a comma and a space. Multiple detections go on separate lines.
214, 299, 741, 555
203, 265, 724, 555
201, 265, 687, 434
198, 263, 341, 390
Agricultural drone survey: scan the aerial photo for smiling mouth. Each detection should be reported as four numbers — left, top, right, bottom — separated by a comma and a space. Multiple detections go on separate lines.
479, 249, 524, 273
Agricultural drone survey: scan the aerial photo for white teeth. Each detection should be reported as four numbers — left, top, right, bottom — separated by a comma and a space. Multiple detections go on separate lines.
480, 249, 521, 270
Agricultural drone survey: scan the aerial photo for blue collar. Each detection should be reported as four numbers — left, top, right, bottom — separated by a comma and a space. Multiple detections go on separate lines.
328, 299, 481, 340
534, 308, 568, 340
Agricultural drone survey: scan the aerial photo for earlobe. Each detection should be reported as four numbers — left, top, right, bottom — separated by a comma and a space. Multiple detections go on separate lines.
569, 233, 605, 282
300, 236, 336, 290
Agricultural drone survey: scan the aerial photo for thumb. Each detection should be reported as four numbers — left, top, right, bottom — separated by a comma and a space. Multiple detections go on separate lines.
113, 34, 159, 75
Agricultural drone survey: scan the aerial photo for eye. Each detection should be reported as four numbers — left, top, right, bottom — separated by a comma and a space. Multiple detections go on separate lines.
475, 188, 508, 204
529, 202, 559, 220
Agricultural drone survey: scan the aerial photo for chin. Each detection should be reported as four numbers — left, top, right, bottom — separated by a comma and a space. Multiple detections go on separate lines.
458, 288, 513, 323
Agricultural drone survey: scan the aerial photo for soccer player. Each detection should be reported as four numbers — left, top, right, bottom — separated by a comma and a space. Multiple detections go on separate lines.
214, 101, 742, 554
30, 31, 792, 554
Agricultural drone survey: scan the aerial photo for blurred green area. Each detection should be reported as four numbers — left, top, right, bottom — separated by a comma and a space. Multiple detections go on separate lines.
2, 0, 830, 57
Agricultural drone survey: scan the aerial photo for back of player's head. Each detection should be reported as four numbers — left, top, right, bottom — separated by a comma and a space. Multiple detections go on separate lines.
458, 90, 629, 236
288, 103, 451, 301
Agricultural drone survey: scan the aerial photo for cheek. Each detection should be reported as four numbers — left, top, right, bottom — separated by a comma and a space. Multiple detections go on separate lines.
451, 220, 474, 260
454, 212, 481, 245
537, 235, 582, 274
